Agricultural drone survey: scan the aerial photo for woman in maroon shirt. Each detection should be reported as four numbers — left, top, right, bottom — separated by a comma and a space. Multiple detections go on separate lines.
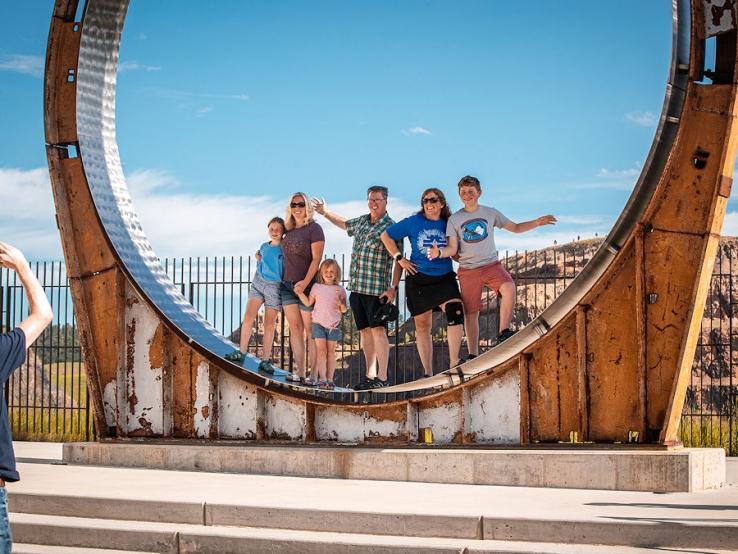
280, 192, 325, 383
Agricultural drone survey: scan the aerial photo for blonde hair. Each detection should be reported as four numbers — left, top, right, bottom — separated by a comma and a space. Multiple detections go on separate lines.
284, 192, 315, 231
317, 258, 342, 285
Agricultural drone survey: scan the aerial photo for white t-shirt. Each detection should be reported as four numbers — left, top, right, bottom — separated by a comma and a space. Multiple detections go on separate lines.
447, 205, 511, 269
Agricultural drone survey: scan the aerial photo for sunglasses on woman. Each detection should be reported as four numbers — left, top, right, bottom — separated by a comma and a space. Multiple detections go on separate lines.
422, 197, 440, 204
290, 202, 306, 208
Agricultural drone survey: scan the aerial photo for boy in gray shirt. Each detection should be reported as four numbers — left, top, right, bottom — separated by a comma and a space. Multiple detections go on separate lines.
428, 176, 556, 355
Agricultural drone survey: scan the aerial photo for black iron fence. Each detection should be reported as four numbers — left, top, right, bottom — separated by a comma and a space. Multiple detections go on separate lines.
3, 239, 736, 453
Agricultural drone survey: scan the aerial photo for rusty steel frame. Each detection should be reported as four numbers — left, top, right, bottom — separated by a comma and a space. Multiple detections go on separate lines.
44, 0, 738, 445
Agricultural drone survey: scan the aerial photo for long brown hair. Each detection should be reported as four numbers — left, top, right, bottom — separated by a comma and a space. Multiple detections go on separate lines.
417, 187, 451, 220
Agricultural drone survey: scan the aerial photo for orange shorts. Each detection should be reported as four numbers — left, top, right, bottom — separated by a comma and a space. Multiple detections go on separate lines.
457, 261, 514, 313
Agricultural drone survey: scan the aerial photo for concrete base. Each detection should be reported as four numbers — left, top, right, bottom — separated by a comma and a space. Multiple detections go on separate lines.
62, 442, 726, 493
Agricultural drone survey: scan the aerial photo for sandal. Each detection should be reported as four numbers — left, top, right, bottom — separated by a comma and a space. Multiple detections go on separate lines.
286, 372, 304, 383
303, 378, 318, 387
224, 350, 245, 363
318, 380, 334, 390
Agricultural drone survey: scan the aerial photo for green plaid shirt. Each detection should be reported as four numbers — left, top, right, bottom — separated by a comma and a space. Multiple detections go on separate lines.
346, 212, 398, 296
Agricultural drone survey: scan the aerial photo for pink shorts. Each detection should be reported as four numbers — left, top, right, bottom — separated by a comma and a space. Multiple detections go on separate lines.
458, 261, 514, 313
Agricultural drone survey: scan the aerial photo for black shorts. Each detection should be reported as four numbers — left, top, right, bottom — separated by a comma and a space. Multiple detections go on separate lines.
349, 292, 387, 330
405, 271, 461, 317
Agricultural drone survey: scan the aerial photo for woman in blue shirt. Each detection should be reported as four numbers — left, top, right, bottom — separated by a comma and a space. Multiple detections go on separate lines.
381, 188, 464, 377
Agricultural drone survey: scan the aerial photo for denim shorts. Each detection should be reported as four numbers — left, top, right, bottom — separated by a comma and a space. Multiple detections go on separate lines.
280, 280, 314, 312
312, 322, 341, 341
248, 272, 282, 309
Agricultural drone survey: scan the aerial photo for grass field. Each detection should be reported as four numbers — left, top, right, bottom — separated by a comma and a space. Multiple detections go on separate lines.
9, 361, 92, 442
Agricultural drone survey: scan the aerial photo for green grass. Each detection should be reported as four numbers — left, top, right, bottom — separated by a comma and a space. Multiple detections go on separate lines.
9, 361, 93, 442
679, 415, 737, 455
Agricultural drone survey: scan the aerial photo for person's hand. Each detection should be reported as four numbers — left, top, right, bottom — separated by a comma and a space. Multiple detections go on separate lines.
426, 241, 442, 261
0, 241, 28, 272
311, 197, 326, 215
398, 258, 417, 275
379, 287, 397, 304
294, 279, 308, 294
537, 215, 557, 226
255, 249, 262, 262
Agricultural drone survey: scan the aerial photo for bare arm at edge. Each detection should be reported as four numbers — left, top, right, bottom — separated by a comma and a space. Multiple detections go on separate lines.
0, 242, 53, 346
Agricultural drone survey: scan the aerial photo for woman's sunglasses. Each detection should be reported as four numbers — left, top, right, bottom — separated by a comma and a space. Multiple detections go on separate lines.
290, 202, 306, 208
422, 197, 440, 204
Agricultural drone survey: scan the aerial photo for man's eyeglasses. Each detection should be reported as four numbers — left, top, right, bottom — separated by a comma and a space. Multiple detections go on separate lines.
422, 197, 440, 204
290, 202, 306, 208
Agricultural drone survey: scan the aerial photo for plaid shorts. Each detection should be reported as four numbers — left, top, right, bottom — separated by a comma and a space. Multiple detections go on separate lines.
248, 271, 282, 309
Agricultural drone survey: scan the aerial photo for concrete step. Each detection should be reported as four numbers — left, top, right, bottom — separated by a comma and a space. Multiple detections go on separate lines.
11, 512, 738, 554
9, 492, 738, 551
14, 545, 157, 554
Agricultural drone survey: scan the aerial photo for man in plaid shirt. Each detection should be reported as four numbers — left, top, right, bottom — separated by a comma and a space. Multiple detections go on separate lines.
313, 186, 401, 389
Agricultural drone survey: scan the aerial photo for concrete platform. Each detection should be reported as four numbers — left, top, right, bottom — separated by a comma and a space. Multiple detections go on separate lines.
7, 447, 738, 553
62, 440, 726, 492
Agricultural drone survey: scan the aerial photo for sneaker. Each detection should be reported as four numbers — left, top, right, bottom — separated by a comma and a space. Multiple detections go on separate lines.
353, 377, 376, 391
224, 350, 245, 362
367, 379, 389, 389
286, 372, 304, 383
465, 353, 477, 362
303, 377, 318, 387
497, 329, 515, 343
258, 360, 275, 374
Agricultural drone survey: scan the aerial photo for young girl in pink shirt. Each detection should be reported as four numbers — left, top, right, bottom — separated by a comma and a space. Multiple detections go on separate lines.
297, 259, 347, 389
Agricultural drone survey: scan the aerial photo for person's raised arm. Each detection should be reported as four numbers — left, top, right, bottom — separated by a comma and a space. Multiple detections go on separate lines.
0, 242, 53, 346
311, 198, 348, 231
502, 215, 557, 234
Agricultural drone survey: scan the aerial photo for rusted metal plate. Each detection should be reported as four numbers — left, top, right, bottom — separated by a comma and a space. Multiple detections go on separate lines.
44, 19, 80, 145
703, 0, 736, 38
584, 248, 641, 442
526, 317, 578, 442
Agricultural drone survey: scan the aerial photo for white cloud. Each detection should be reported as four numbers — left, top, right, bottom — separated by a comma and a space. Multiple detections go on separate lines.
118, 60, 161, 72
596, 165, 641, 179
570, 181, 634, 191
142, 87, 249, 102
125, 171, 418, 259
555, 215, 606, 225
626, 111, 657, 127
0, 54, 44, 78
721, 211, 738, 237
402, 126, 432, 136
0, 168, 61, 259
195, 105, 214, 117
136, 33, 148, 40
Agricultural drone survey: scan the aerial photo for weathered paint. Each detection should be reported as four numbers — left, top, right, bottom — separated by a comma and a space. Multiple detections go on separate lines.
124, 290, 163, 436
102, 380, 117, 428
315, 405, 410, 443
703, 0, 736, 38
217, 371, 259, 439
467, 369, 520, 444
417, 401, 463, 444
265, 395, 304, 441
193, 361, 211, 438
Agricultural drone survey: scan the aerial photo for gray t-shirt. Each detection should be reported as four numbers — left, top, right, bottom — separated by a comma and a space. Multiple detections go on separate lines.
447, 205, 511, 269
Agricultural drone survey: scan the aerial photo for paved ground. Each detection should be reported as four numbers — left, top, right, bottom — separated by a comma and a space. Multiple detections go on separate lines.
8, 442, 738, 527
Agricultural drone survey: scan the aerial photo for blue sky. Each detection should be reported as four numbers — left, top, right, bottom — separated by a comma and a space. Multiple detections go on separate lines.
3, 1, 732, 260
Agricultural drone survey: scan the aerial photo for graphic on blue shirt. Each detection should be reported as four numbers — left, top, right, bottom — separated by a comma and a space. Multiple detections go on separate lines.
416, 228, 447, 254
461, 218, 489, 243
385, 214, 452, 276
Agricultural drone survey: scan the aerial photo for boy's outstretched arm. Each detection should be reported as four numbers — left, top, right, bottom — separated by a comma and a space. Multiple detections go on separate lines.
503, 215, 557, 234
